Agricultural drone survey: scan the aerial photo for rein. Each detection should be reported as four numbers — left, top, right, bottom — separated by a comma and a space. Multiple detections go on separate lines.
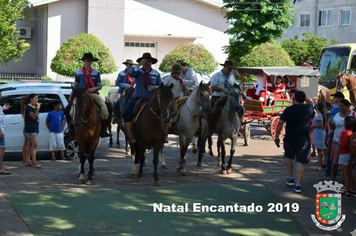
74, 94, 100, 127
149, 92, 165, 120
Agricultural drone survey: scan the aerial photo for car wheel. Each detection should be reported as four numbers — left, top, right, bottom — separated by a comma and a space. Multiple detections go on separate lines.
64, 136, 79, 160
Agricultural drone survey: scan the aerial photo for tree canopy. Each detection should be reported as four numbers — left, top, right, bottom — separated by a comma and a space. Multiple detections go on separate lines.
222, 0, 295, 64
0, 0, 30, 65
50, 33, 117, 77
240, 40, 294, 68
281, 32, 337, 66
159, 42, 218, 74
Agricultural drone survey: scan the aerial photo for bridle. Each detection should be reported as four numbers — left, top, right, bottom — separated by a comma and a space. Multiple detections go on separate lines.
185, 86, 211, 118
149, 91, 172, 121
73, 93, 100, 127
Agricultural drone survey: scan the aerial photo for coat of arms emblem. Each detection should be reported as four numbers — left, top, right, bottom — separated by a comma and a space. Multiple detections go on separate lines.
311, 180, 346, 231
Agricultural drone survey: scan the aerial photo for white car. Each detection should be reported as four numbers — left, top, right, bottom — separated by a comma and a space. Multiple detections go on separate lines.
161, 71, 211, 84
0, 82, 109, 159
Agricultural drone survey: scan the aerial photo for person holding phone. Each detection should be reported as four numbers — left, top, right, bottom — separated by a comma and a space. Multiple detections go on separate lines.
25, 93, 42, 169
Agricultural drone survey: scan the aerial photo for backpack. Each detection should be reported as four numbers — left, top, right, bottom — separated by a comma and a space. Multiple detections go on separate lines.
348, 132, 356, 155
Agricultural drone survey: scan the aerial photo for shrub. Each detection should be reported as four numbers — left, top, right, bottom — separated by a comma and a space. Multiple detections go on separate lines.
41, 76, 52, 81
159, 42, 218, 73
50, 33, 117, 77
101, 78, 111, 87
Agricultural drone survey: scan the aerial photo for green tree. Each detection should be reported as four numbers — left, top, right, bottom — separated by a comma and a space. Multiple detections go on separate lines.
0, 0, 30, 65
159, 42, 218, 73
222, 0, 295, 64
51, 33, 117, 77
281, 32, 337, 66
240, 40, 294, 67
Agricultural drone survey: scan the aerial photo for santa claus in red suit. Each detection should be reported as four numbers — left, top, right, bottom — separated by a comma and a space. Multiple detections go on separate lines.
246, 74, 273, 103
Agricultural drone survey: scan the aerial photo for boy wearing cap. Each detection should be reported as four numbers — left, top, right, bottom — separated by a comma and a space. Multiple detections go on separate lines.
123, 52, 162, 143
72, 53, 110, 137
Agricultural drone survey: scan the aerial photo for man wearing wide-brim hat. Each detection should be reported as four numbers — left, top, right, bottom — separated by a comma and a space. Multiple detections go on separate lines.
177, 59, 199, 94
72, 52, 110, 137
115, 59, 137, 114
210, 60, 239, 108
163, 63, 188, 98
122, 52, 162, 143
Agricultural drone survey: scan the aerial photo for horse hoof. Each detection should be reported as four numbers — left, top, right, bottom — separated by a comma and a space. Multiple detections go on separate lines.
227, 168, 232, 174
86, 180, 93, 185
154, 180, 161, 186
192, 148, 197, 154
197, 162, 202, 167
137, 177, 143, 183
217, 158, 222, 167
180, 170, 187, 176
221, 170, 227, 175
161, 164, 168, 169
78, 179, 85, 184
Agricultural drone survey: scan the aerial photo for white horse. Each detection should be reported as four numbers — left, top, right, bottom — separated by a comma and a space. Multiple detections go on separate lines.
158, 81, 212, 175
198, 84, 244, 174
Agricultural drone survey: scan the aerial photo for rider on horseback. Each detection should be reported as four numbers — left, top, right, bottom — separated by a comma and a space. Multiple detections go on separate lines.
123, 53, 162, 144
176, 59, 199, 95
114, 59, 136, 123
71, 53, 110, 137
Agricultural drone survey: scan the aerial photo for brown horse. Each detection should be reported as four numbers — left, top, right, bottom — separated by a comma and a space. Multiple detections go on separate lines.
318, 84, 330, 102
336, 73, 356, 104
131, 83, 174, 185
71, 85, 101, 185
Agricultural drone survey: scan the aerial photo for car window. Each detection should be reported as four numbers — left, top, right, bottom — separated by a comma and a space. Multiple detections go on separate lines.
2, 94, 23, 115
38, 94, 63, 113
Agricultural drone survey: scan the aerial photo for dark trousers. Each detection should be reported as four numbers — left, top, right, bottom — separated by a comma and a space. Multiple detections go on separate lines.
123, 97, 141, 122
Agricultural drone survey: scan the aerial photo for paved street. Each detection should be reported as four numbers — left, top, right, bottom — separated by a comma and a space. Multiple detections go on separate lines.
0, 124, 355, 236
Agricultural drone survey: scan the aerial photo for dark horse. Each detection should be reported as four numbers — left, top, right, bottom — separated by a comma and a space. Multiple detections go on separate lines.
336, 72, 356, 104
71, 85, 101, 184
131, 83, 174, 185
198, 84, 244, 174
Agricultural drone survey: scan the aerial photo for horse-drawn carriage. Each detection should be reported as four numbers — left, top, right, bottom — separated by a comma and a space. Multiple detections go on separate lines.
237, 66, 320, 146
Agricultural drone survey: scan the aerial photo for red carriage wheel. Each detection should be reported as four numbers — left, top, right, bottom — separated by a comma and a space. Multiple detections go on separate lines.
271, 117, 284, 140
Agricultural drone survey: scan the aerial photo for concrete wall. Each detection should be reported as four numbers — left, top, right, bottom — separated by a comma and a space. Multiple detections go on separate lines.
124, 0, 230, 70
284, 0, 356, 44
88, 0, 125, 81
47, 0, 87, 80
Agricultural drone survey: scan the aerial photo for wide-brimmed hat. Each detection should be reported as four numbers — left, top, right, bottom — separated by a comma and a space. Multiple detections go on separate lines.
122, 59, 136, 65
306, 59, 313, 65
79, 53, 99, 61
332, 91, 345, 99
171, 63, 182, 73
176, 59, 189, 67
136, 52, 158, 64
219, 60, 238, 69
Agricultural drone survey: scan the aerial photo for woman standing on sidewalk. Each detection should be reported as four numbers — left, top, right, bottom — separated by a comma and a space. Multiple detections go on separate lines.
24, 94, 42, 169
0, 89, 10, 175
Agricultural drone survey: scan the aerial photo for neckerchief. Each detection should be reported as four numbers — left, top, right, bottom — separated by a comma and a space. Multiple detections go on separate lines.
81, 67, 98, 94
143, 68, 152, 89
171, 73, 183, 87
125, 72, 134, 87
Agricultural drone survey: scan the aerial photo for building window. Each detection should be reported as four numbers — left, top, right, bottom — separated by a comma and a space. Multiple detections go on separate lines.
124, 42, 156, 48
318, 10, 332, 26
300, 14, 310, 28
340, 9, 350, 26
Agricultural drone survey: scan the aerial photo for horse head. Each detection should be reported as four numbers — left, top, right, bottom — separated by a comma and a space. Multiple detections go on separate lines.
71, 86, 94, 127
150, 83, 175, 121
227, 83, 243, 113
196, 81, 212, 117
336, 72, 347, 92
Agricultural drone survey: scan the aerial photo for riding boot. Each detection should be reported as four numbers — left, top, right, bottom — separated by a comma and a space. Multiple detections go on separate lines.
163, 122, 170, 143
124, 121, 136, 143
101, 119, 111, 138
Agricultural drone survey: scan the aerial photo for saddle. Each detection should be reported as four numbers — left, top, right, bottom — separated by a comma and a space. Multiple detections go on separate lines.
171, 96, 188, 123
133, 97, 149, 124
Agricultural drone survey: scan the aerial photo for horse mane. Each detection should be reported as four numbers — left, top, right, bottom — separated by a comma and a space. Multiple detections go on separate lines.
72, 88, 83, 102
148, 84, 173, 103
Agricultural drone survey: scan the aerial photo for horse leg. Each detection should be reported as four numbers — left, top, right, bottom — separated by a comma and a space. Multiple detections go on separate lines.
87, 151, 95, 185
116, 119, 122, 148
197, 122, 209, 166
227, 137, 236, 174
159, 145, 167, 169
137, 143, 145, 183
78, 151, 86, 184
219, 137, 227, 174
130, 142, 136, 177
153, 145, 161, 186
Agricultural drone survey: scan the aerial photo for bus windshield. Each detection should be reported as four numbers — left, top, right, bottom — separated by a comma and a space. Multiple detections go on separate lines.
318, 47, 350, 82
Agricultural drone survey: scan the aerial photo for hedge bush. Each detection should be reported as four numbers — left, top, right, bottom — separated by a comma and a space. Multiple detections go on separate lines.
159, 42, 218, 73
41, 76, 52, 81
50, 33, 117, 77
